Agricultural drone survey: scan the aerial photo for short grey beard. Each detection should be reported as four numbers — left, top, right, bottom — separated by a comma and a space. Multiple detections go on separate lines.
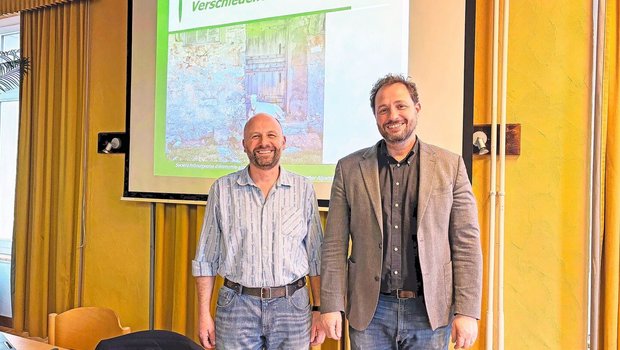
249, 150, 280, 170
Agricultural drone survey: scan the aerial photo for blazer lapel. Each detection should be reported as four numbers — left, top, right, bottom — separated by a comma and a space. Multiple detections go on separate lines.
359, 146, 383, 235
417, 141, 437, 229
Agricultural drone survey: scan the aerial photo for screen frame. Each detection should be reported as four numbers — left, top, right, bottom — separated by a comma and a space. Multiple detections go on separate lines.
122, 0, 476, 206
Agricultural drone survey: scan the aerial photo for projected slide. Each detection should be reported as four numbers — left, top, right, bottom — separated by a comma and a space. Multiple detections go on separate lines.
152, 0, 409, 181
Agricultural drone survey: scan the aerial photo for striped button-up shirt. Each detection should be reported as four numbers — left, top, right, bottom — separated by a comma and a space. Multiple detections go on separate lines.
192, 167, 323, 287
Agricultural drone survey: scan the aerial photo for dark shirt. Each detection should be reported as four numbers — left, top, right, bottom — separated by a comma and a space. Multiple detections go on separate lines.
378, 139, 423, 293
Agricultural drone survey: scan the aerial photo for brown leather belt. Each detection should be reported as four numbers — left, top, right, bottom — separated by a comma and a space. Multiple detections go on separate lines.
223, 277, 306, 299
381, 289, 418, 299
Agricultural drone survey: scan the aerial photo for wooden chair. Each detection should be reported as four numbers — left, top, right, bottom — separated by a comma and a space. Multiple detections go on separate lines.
48, 307, 131, 350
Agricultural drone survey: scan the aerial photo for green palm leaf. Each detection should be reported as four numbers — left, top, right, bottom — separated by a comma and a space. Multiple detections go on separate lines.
0, 49, 30, 93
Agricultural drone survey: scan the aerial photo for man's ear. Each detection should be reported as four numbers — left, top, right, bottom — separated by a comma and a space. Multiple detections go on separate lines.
415, 102, 422, 113
282, 136, 287, 150
242, 138, 247, 153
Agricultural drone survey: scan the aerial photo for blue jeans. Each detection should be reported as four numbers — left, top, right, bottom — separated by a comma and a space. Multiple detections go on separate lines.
349, 294, 452, 350
215, 285, 311, 349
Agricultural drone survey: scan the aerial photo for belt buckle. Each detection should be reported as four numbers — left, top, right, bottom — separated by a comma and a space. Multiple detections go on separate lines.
395, 289, 402, 299
260, 287, 272, 299
395, 289, 416, 299
395, 289, 406, 300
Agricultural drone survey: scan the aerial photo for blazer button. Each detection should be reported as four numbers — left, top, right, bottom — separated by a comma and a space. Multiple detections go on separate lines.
375, 276, 380, 281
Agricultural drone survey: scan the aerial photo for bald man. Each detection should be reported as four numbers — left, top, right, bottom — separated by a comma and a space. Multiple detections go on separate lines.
192, 113, 325, 349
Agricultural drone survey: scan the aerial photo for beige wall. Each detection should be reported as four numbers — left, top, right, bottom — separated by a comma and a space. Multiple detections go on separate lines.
83, 0, 591, 347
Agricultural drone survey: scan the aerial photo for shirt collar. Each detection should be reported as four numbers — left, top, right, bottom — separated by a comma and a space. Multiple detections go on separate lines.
378, 138, 419, 164
236, 165, 292, 188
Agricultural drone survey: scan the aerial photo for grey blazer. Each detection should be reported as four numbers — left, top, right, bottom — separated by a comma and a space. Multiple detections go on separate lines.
320, 140, 482, 331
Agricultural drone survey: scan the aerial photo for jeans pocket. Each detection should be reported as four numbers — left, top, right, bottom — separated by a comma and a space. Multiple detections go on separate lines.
288, 287, 310, 311
216, 286, 236, 309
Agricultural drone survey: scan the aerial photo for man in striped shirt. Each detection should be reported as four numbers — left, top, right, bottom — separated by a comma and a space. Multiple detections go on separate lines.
192, 113, 325, 349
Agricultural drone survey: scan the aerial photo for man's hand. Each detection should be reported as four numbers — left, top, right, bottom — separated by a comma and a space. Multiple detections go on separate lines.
196, 276, 216, 348
310, 311, 326, 346
451, 314, 478, 349
320, 311, 342, 340
198, 313, 216, 349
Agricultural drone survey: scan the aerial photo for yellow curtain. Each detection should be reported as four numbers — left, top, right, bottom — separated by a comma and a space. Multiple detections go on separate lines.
600, 0, 620, 348
0, 0, 77, 15
153, 203, 212, 338
11, 0, 87, 338
154, 203, 342, 349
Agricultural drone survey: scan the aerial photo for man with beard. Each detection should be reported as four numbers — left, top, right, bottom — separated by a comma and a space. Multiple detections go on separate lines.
320, 74, 482, 349
193, 113, 325, 349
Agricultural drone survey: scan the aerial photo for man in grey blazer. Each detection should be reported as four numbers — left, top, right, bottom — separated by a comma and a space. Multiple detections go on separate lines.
320, 74, 482, 349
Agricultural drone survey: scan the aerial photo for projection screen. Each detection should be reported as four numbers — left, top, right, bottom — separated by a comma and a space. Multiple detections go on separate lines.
124, 0, 475, 205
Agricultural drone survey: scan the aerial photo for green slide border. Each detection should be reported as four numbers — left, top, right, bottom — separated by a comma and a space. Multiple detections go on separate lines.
153, 2, 348, 179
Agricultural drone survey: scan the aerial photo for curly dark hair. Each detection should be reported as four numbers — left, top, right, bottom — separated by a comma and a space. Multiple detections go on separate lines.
369, 74, 419, 113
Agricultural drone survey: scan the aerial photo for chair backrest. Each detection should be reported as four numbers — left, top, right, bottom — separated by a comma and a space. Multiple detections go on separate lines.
48, 306, 131, 350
